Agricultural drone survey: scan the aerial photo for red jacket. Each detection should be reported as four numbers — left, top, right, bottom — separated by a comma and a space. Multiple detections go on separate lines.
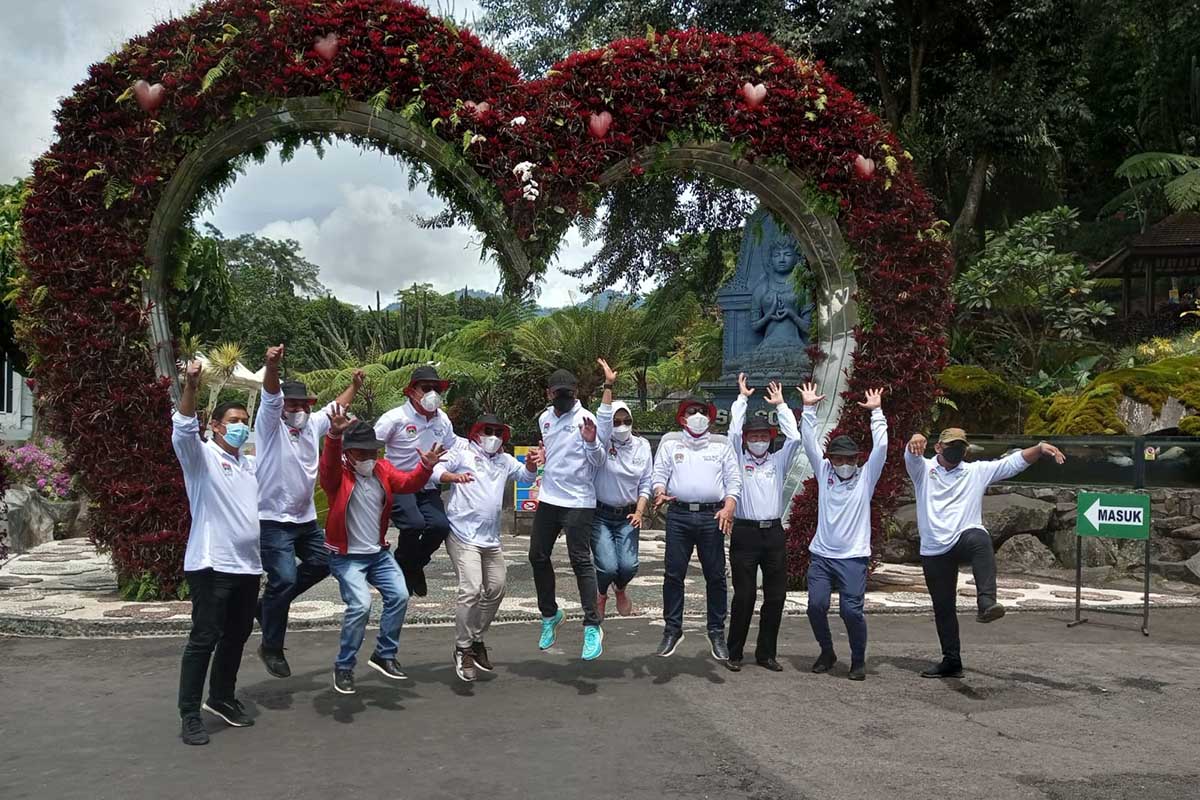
319, 433, 432, 555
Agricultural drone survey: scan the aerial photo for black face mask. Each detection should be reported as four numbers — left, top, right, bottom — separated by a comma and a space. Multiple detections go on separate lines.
552, 391, 575, 413
941, 442, 967, 466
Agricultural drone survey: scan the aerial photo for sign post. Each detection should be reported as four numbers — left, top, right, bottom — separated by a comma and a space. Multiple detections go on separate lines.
1070, 492, 1152, 636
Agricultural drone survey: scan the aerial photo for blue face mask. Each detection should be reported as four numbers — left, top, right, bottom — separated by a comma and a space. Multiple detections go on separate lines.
220, 422, 250, 449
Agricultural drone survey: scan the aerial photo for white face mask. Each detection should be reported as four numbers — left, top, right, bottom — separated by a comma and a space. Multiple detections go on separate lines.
283, 410, 309, 430
834, 463, 858, 480
353, 458, 376, 477
612, 424, 632, 442
419, 391, 443, 413
747, 440, 770, 457
478, 435, 503, 455
685, 412, 710, 435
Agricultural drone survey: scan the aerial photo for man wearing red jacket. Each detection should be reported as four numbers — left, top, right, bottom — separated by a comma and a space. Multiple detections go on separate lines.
320, 406, 444, 695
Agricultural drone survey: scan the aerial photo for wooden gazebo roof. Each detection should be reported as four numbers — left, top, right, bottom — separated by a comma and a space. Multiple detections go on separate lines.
1093, 212, 1200, 278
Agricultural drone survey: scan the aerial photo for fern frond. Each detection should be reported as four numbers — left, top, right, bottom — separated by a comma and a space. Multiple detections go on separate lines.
1115, 152, 1200, 181
1164, 168, 1200, 213
201, 53, 237, 94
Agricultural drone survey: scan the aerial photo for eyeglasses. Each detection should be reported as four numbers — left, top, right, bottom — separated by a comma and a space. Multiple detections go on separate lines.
480, 426, 505, 436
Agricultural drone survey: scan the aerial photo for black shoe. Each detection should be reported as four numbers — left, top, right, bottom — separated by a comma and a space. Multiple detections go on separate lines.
849, 662, 866, 681
202, 697, 254, 727
406, 566, 428, 597
708, 632, 730, 662
471, 641, 494, 673
920, 659, 964, 679
367, 652, 409, 681
977, 603, 1006, 623
180, 713, 209, 746
258, 645, 291, 678
655, 630, 684, 657
756, 657, 784, 672
726, 658, 743, 672
333, 668, 356, 694
811, 650, 838, 674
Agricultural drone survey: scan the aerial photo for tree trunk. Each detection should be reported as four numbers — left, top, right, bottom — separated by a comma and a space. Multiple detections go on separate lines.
869, 46, 901, 130
951, 152, 991, 253
908, 0, 928, 119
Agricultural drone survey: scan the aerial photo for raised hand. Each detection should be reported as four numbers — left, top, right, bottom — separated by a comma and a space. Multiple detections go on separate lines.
352, 368, 365, 390
419, 443, 448, 469
328, 403, 353, 437
715, 505, 734, 535
799, 382, 825, 407
859, 388, 884, 411
738, 372, 755, 398
765, 381, 785, 406
581, 418, 597, 443
1039, 442, 1067, 465
907, 433, 927, 456
597, 357, 617, 385
185, 361, 203, 389
265, 343, 285, 367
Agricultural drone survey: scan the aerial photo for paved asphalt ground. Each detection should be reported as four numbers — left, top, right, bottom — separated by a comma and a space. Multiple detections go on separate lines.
2, 609, 1198, 800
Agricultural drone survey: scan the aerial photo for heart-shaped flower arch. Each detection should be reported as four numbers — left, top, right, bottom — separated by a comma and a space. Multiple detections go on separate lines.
18, 0, 951, 595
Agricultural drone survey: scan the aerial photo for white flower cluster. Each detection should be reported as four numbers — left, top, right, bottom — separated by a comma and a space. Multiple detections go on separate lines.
513, 161, 539, 201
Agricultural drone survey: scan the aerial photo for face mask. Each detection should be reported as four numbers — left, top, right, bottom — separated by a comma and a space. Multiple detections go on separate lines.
479, 435, 503, 455
220, 422, 250, 449
747, 440, 770, 457
283, 410, 309, 430
552, 392, 575, 413
612, 424, 632, 443
685, 412, 710, 435
419, 391, 442, 413
352, 458, 376, 477
834, 463, 858, 480
941, 442, 967, 466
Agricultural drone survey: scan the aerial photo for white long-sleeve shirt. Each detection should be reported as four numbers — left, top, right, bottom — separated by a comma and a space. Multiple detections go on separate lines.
374, 401, 458, 491
729, 396, 802, 521
434, 439, 534, 548
802, 406, 888, 559
254, 387, 335, 523
904, 448, 1030, 556
171, 411, 261, 574
594, 402, 654, 507
651, 431, 741, 505
536, 401, 604, 508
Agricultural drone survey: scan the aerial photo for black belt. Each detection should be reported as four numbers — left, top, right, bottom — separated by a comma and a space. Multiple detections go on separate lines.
670, 501, 721, 513
734, 518, 782, 529
597, 502, 636, 516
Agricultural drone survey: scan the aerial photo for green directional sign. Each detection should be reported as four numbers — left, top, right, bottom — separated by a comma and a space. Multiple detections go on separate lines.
1076, 492, 1151, 540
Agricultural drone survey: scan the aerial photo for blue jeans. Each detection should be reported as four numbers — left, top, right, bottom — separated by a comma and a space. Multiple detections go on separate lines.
390, 489, 450, 571
663, 509, 727, 636
592, 511, 640, 594
258, 519, 330, 650
806, 554, 869, 664
329, 550, 409, 670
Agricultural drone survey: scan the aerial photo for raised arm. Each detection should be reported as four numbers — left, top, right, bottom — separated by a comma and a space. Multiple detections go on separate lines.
256, 344, 285, 445
319, 405, 352, 497
171, 361, 205, 471
904, 433, 928, 482
729, 372, 754, 452
332, 368, 365, 414
859, 388, 889, 489
798, 382, 827, 477
979, 441, 1066, 486
595, 361, 616, 445
767, 382, 801, 467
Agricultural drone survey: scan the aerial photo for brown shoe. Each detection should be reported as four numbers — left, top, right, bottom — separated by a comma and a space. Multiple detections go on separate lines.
454, 647, 477, 682
614, 588, 634, 616
471, 641, 494, 673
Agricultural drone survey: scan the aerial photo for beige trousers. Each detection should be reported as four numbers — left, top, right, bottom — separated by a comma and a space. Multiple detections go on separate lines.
445, 535, 508, 650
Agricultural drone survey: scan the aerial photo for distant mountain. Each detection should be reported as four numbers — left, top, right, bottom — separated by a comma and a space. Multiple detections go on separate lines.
382, 287, 641, 315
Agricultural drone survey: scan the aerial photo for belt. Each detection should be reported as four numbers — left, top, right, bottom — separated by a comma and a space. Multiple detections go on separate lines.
597, 502, 636, 516
670, 501, 721, 513
734, 518, 782, 529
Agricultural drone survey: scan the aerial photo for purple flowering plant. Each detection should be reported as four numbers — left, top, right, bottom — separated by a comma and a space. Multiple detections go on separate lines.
2, 437, 76, 501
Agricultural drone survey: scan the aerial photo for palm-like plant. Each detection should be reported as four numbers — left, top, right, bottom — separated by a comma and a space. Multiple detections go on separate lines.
1103, 152, 1200, 229
513, 302, 640, 403
203, 341, 246, 420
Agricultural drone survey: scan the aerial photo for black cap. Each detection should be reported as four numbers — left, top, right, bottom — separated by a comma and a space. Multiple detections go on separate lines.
409, 365, 450, 389
343, 420, 385, 451
281, 380, 317, 401
826, 434, 860, 456
548, 369, 578, 391
743, 416, 775, 435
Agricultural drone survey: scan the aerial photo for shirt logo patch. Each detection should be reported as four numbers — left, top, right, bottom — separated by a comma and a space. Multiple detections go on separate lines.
543, 422, 551, 431
674, 452, 685, 463
405, 425, 418, 437
220, 462, 233, 476
745, 465, 755, 473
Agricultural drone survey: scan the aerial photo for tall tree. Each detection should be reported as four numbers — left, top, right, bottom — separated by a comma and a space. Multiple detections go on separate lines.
0, 179, 29, 372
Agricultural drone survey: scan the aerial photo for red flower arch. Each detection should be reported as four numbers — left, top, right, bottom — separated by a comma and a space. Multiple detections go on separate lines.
18, 0, 951, 595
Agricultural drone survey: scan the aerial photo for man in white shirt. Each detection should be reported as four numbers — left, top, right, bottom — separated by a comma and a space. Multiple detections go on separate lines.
525, 368, 605, 661
172, 361, 260, 746
255, 343, 362, 679
433, 413, 540, 682
725, 375, 802, 673
651, 396, 741, 661
800, 383, 888, 681
373, 365, 458, 597
905, 428, 1066, 678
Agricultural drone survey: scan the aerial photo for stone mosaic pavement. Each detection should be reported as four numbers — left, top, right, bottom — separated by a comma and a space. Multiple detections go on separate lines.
1, 535, 1197, 636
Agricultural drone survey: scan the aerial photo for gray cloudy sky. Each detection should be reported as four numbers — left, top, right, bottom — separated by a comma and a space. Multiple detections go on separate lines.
0, 0, 598, 308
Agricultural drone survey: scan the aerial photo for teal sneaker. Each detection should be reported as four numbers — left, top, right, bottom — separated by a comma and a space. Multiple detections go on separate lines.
581, 624, 604, 661
538, 609, 565, 650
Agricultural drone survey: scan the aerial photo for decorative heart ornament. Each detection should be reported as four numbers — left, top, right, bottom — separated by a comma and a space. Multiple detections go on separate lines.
741, 82, 768, 109
132, 80, 166, 113
589, 111, 613, 139
315, 33, 340, 61
853, 154, 876, 179
465, 100, 491, 118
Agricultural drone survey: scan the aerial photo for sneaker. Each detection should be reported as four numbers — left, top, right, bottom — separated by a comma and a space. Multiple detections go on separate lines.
655, 630, 684, 657
333, 668, 356, 694
407, 566, 429, 598
258, 645, 291, 679
849, 662, 866, 681
180, 713, 209, 746
726, 658, 743, 672
977, 603, 1006, 623
367, 652, 408, 680
756, 657, 784, 672
582, 625, 604, 661
202, 697, 254, 727
596, 592, 608, 621
811, 649, 838, 674
920, 659, 964, 679
708, 632, 730, 662
537, 609, 565, 650
614, 588, 634, 616
454, 647, 477, 682
471, 641, 494, 673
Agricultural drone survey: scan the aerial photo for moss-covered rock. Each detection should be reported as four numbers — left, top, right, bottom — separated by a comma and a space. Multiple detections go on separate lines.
1180, 416, 1200, 436
937, 365, 1043, 434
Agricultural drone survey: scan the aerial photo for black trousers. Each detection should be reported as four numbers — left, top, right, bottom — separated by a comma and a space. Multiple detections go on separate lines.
920, 528, 997, 665
178, 569, 260, 716
390, 489, 450, 571
727, 521, 788, 661
529, 501, 601, 627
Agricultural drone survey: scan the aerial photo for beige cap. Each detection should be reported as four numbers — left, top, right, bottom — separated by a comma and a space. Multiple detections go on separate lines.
938, 428, 968, 445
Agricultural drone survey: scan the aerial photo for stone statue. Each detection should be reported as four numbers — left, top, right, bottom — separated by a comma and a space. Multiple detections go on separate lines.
750, 234, 812, 350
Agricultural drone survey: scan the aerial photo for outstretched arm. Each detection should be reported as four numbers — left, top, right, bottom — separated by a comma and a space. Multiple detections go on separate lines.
904, 434, 928, 483
859, 389, 889, 489
798, 382, 827, 477
333, 368, 365, 412
729, 372, 753, 452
